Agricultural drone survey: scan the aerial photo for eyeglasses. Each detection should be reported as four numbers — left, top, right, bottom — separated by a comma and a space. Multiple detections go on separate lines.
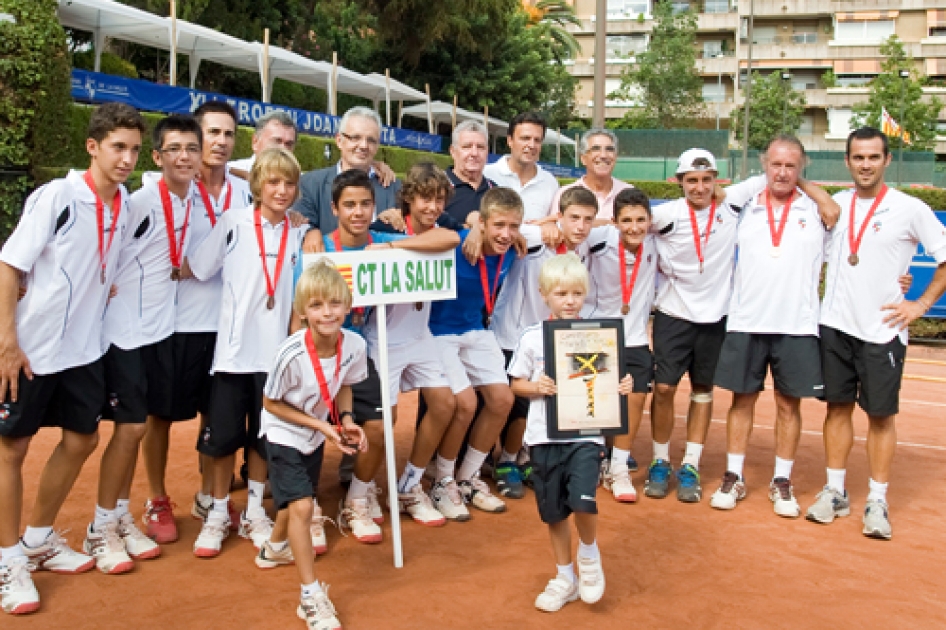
159, 145, 201, 157
587, 144, 617, 154
339, 132, 380, 148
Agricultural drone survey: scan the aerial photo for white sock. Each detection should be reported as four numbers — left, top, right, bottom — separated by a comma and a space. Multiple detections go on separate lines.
1, 544, 24, 562
209, 496, 229, 523
435, 454, 456, 482
456, 447, 489, 482
773, 456, 794, 480
727, 453, 745, 479
556, 563, 576, 584
397, 462, 425, 494
115, 499, 130, 518
517, 447, 530, 466
301, 581, 324, 598
499, 449, 517, 464
653, 441, 670, 462
269, 539, 289, 552
247, 480, 266, 519
196, 491, 212, 508
610, 447, 630, 472
577, 539, 600, 561
826, 468, 846, 493
21, 526, 52, 549
347, 476, 372, 502
93, 505, 116, 530
681, 442, 703, 469
867, 478, 888, 503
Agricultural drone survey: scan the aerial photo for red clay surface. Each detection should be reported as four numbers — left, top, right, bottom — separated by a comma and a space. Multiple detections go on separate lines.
11, 346, 946, 629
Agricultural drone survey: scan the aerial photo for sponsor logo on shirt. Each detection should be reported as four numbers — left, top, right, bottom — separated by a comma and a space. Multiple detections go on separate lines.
798, 217, 807, 230
873, 221, 883, 233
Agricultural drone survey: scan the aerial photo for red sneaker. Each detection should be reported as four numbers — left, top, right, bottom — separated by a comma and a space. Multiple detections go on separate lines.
143, 496, 179, 544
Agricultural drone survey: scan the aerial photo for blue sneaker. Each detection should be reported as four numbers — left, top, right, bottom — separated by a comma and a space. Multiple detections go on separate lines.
494, 462, 525, 499
644, 459, 672, 499
675, 463, 702, 503
626, 453, 639, 473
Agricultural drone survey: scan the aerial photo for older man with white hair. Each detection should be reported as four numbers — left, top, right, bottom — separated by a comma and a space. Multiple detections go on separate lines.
551, 128, 633, 220
228, 110, 298, 174
444, 120, 495, 224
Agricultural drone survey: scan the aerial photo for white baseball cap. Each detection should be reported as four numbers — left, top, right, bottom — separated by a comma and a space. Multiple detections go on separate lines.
675, 148, 718, 175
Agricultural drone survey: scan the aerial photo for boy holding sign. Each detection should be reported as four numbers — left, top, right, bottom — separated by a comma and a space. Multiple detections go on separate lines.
323, 169, 459, 542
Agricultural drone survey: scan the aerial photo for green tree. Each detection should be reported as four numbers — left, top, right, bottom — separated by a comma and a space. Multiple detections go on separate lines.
850, 36, 942, 151
612, 0, 703, 128
732, 70, 806, 150
525, 0, 581, 61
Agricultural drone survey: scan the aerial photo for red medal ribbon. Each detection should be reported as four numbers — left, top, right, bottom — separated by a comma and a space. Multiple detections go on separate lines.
331, 230, 373, 321
619, 241, 644, 312
158, 179, 191, 271
765, 190, 795, 249
555, 242, 567, 255
83, 170, 122, 283
848, 185, 889, 260
406, 215, 414, 236
686, 199, 716, 269
304, 328, 343, 429
253, 209, 290, 306
478, 253, 505, 321
196, 179, 233, 227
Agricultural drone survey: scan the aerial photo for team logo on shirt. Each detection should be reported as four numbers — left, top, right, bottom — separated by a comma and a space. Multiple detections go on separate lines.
647, 254, 653, 263
798, 218, 807, 230
873, 221, 883, 233
716, 213, 723, 224
291, 252, 298, 268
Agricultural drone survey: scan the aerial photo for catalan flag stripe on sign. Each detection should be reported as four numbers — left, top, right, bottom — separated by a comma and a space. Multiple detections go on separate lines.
336, 264, 354, 291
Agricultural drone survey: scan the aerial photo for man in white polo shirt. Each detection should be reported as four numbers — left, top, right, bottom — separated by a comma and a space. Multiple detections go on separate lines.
708, 135, 839, 517
806, 126, 946, 540
550, 128, 633, 221
484, 112, 559, 222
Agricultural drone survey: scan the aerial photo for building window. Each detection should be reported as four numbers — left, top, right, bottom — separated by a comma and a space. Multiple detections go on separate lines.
798, 114, 815, 136
607, 35, 648, 59
703, 41, 723, 58
671, 1, 692, 15
836, 74, 874, 87
704, 0, 730, 14
751, 26, 778, 45
835, 20, 895, 42
607, 0, 651, 18
930, 26, 946, 37
702, 81, 725, 102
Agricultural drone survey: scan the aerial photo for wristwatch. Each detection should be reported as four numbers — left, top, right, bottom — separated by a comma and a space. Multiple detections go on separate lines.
338, 411, 355, 424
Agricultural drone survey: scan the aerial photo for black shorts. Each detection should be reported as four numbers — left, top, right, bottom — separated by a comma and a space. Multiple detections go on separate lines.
0, 360, 105, 438
101, 338, 176, 424
653, 311, 727, 388
197, 371, 267, 457
530, 442, 605, 524
623, 345, 654, 394
164, 332, 215, 422
351, 357, 382, 424
820, 326, 906, 417
714, 332, 824, 399
503, 349, 531, 422
264, 439, 324, 511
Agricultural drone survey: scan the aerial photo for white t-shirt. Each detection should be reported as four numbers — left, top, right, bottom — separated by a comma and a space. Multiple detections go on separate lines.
584, 229, 659, 347
0, 170, 130, 374
727, 189, 826, 336
176, 176, 253, 333
489, 224, 605, 350
483, 156, 560, 221
228, 156, 256, 173
188, 205, 304, 373
260, 328, 368, 454
822, 187, 946, 344
507, 324, 605, 447
106, 173, 194, 349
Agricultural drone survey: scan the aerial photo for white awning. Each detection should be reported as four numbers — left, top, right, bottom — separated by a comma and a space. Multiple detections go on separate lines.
366, 73, 427, 102
399, 101, 576, 146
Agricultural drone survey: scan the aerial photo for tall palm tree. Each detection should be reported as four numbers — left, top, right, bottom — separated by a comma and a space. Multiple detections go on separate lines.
524, 0, 581, 61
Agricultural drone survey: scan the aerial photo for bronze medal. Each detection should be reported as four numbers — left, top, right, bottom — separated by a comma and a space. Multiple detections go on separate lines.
100, 268, 106, 284
266, 295, 275, 310
621, 304, 630, 316
486, 316, 492, 327
414, 302, 423, 311
170, 267, 181, 281
848, 253, 859, 266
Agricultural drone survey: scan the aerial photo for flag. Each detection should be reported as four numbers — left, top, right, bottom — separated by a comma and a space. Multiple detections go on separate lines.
881, 107, 912, 145
336, 264, 354, 292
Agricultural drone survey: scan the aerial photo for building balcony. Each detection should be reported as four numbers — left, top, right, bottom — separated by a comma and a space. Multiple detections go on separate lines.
828, 0, 943, 10
698, 54, 738, 74
737, 0, 831, 18
566, 59, 633, 78
697, 12, 740, 32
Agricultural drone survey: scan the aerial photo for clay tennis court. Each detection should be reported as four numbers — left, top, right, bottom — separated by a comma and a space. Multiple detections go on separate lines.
11, 345, 946, 629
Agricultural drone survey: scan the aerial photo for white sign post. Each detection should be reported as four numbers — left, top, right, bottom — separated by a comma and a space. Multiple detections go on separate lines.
303, 249, 457, 568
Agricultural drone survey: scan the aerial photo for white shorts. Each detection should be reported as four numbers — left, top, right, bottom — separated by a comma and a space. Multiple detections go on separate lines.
369, 336, 450, 400
435, 329, 508, 394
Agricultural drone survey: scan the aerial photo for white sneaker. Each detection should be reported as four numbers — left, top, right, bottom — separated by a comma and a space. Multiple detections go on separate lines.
117, 513, 161, 560
366, 481, 384, 524
534, 576, 579, 612
709, 472, 747, 510
458, 475, 506, 513
193, 517, 229, 558
297, 584, 342, 630
238, 511, 274, 549
21, 531, 94, 574
0, 556, 40, 615
430, 477, 471, 522
311, 501, 333, 555
577, 554, 605, 604
83, 522, 134, 575
768, 477, 801, 518
255, 540, 294, 569
338, 498, 382, 544
398, 484, 446, 527
603, 465, 638, 503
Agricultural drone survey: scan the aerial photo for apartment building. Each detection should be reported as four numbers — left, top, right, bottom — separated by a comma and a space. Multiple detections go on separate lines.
566, 0, 946, 152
